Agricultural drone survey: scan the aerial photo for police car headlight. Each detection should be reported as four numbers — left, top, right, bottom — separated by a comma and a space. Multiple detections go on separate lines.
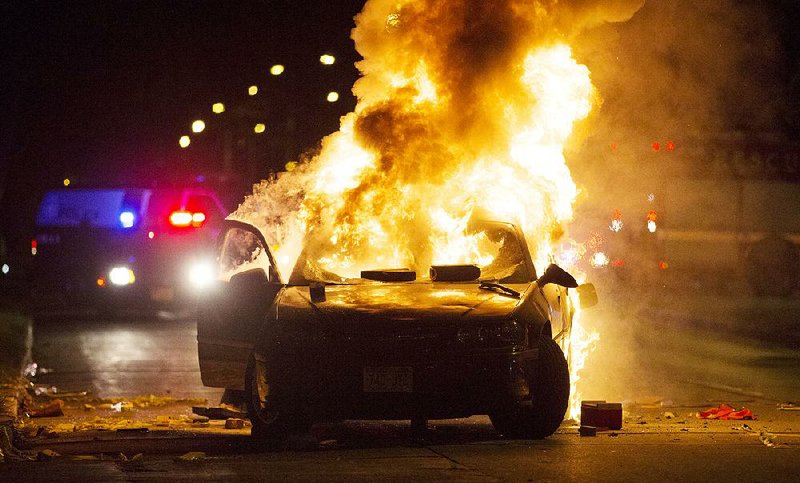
108, 266, 135, 286
187, 260, 215, 290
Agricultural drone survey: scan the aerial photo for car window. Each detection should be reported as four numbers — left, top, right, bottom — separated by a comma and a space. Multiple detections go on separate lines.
218, 227, 275, 282
36, 189, 126, 228
289, 221, 531, 285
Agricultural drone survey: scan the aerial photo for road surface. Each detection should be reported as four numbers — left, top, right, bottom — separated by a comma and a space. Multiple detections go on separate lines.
3, 299, 799, 480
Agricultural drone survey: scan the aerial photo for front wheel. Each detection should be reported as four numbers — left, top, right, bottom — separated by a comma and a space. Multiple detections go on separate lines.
489, 336, 570, 439
246, 355, 288, 440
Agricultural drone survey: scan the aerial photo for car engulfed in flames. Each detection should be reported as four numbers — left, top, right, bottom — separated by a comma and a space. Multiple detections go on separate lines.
197, 218, 596, 439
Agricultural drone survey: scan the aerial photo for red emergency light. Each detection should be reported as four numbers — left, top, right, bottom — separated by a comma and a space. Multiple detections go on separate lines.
169, 210, 207, 228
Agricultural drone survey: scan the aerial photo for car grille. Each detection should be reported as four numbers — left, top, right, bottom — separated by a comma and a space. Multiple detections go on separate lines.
317, 324, 458, 363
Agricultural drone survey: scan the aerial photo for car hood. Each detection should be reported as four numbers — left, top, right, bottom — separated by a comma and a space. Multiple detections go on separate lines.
279, 282, 529, 325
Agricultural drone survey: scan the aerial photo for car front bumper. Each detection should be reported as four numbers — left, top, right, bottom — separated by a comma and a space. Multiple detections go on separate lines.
276, 340, 539, 421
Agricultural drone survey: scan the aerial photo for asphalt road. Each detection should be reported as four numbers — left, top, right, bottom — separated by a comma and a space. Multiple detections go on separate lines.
3, 300, 800, 481
28, 313, 223, 402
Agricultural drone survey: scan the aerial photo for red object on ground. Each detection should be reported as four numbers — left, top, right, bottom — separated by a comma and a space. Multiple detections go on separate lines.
697, 403, 754, 420
581, 401, 623, 430
28, 399, 65, 418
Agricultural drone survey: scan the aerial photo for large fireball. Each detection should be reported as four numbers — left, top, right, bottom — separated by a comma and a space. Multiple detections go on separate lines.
233, 0, 644, 418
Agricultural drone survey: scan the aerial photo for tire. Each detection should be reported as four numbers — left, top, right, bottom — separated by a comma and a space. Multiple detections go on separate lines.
246, 356, 289, 441
489, 336, 570, 439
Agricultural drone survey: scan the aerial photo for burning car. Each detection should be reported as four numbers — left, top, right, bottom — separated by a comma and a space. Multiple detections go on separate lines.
197, 218, 596, 439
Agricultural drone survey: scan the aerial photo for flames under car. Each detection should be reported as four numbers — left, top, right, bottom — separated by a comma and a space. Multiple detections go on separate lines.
197, 219, 596, 439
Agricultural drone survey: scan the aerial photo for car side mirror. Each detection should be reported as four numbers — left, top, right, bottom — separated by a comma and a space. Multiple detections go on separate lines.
536, 264, 578, 288
577, 283, 598, 309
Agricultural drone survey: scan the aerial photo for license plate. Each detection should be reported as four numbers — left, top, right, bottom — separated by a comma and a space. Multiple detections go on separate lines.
363, 367, 413, 393
150, 286, 175, 302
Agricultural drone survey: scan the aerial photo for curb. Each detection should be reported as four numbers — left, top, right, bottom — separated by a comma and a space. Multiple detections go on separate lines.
0, 310, 33, 462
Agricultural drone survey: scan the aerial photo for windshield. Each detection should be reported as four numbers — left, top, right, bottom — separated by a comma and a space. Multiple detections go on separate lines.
288, 221, 532, 285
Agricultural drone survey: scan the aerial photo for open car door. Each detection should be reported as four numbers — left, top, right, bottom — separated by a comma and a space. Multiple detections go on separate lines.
197, 220, 283, 390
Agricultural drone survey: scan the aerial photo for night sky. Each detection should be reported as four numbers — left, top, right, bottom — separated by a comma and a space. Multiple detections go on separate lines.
2, 0, 799, 235
1, 1, 365, 209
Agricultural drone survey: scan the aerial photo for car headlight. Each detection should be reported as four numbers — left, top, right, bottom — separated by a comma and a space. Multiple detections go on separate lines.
108, 266, 136, 286
187, 260, 216, 290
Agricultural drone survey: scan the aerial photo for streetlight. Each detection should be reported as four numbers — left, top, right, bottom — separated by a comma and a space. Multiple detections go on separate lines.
270, 64, 285, 76
179, 135, 191, 148
192, 120, 206, 133
254, 123, 266, 134
212, 102, 225, 114
320, 54, 335, 65
248, 85, 258, 96
326, 91, 340, 103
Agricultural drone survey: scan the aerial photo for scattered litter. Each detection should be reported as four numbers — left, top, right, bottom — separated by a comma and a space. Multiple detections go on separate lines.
664, 412, 675, 420
191, 421, 210, 428
131, 453, 144, 461
733, 424, 753, 432
192, 405, 246, 420
759, 432, 777, 448
52, 423, 75, 433
608, 432, 619, 437
175, 451, 206, 462
578, 425, 597, 437
28, 399, 64, 418
154, 415, 172, 427
24, 363, 53, 378
224, 418, 245, 430
192, 415, 210, 424
32, 386, 58, 397
110, 401, 134, 412
697, 403, 753, 420
37, 449, 60, 461
778, 403, 800, 411
83, 404, 94, 411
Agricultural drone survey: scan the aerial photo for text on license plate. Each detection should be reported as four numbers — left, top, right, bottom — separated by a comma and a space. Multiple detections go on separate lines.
363, 367, 413, 393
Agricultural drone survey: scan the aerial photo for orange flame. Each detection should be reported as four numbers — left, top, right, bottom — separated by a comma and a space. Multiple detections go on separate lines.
234, 0, 643, 421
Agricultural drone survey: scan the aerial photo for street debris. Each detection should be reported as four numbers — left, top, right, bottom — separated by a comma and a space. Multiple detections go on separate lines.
759, 431, 777, 448
663, 411, 676, 419
110, 401, 134, 412
175, 451, 206, 462
224, 418, 245, 430
580, 401, 622, 430
192, 404, 246, 420
36, 449, 60, 461
697, 403, 754, 420
24, 362, 52, 378
578, 425, 597, 437
28, 399, 64, 418
778, 403, 799, 411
